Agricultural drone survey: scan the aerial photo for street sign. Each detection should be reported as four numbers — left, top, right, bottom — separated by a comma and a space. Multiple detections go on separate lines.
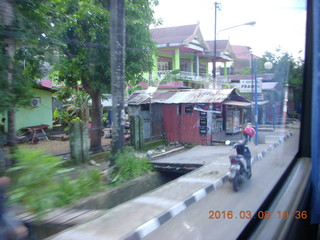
239, 78, 262, 93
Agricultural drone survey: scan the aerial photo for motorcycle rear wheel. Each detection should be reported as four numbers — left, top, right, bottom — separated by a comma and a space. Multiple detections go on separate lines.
233, 174, 242, 192
247, 168, 252, 179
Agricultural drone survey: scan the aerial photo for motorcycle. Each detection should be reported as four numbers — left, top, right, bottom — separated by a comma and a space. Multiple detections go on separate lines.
225, 140, 252, 191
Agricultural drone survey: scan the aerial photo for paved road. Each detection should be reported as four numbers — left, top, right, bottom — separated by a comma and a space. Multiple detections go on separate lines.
144, 130, 300, 240
48, 127, 298, 240
152, 130, 292, 166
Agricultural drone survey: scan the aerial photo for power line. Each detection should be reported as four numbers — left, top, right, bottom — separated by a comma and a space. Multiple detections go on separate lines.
0, 29, 156, 54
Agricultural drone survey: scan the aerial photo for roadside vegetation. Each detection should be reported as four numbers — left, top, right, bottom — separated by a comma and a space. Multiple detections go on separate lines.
6, 147, 153, 217
110, 148, 153, 185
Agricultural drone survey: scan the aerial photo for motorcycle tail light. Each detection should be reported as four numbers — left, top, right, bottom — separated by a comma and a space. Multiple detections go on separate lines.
231, 157, 237, 163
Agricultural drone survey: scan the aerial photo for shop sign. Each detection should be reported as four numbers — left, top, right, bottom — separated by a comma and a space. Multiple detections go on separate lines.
200, 111, 207, 117
199, 126, 207, 136
199, 111, 207, 136
185, 104, 193, 114
239, 79, 262, 93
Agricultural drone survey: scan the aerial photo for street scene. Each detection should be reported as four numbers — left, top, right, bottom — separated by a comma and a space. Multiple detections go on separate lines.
1, 0, 319, 240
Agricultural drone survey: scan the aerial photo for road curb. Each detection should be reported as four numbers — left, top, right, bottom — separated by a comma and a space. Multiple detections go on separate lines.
122, 131, 294, 240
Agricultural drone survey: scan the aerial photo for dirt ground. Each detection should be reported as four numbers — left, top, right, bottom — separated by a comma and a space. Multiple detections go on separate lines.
18, 136, 112, 156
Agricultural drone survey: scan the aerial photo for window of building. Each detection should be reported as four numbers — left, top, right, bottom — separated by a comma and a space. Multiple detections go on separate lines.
177, 104, 182, 115
180, 58, 191, 72
199, 63, 207, 76
158, 56, 172, 71
141, 104, 150, 111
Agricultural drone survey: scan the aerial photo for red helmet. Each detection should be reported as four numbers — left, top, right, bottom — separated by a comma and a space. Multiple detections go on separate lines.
243, 126, 255, 137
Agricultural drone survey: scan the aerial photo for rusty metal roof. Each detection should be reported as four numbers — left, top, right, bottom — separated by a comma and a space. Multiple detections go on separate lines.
127, 89, 250, 105
163, 89, 234, 104
127, 90, 177, 105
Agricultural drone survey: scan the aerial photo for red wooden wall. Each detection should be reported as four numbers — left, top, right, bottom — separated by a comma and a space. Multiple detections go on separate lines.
163, 104, 211, 145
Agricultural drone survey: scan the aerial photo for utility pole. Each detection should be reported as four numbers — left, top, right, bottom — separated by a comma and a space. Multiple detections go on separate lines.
253, 58, 259, 145
251, 50, 255, 123
212, 2, 220, 89
110, 0, 125, 163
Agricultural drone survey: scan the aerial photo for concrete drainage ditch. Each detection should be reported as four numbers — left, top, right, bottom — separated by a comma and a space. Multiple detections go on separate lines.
19, 170, 194, 239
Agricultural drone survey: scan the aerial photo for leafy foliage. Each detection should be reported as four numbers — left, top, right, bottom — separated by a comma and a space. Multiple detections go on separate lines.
7, 148, 63, 214
7, 148, 105, 216
6, 147, 153, 215
48, 0, 159, 93
257, 50, 304, 110
54, 169, 104, 207
125, 0, 159, 82
111, 148, 153, 184
45, 0, 159, 150
48, 0, 111, 91
257, 51, 304, 87
59, 110, 81, 132
0, 1, 55, 114
54, 87, 91, 123
222, 83, 235, 89
0, 46, 37, 113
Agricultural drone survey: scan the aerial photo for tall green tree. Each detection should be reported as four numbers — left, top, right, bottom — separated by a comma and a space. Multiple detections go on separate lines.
258, 50, 304, 113
258, 50, 304, 87
50, 0, 110, 153
49, 0, 158, 152
0, 0, 50, 147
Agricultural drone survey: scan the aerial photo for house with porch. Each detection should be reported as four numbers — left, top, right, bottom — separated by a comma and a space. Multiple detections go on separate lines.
230, 45, 253, 74
206, 39, 234, 85
127, 88, 251, 145
148, 24, 233, 89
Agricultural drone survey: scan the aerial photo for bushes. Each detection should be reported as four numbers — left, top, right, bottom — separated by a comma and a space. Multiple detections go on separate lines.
111, 148, 153, 184
54, 169, 104, 207
7, 148, 105, 216
6, 147, 153, 216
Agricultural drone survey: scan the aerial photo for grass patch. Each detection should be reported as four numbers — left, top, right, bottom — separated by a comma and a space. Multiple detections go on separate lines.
142, 139, 166, 151
110, 148, 153, 185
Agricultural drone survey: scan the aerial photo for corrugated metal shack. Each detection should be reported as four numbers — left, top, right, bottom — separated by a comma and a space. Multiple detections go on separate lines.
127, 90, 176, 141
127, 89, 251, 145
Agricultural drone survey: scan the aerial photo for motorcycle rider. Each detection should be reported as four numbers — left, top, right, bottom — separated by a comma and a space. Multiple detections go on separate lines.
243, 124, 255, 143
234, 140, 252, 171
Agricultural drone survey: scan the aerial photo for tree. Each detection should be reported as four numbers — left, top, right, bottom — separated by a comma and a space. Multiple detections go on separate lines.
0, 0, 52, 147
54, 87, 91, 126
47, 0, 110, 153
258, 50, 304, 87
258, 50, 304, 115
49, 0, 158, 153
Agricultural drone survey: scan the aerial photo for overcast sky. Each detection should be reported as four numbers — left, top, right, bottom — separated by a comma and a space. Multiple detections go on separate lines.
152, 0, 306, 58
